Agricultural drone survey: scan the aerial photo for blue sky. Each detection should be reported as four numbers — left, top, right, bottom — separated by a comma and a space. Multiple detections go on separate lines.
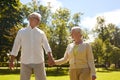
20, 0, 120, 27
20, 0, 120, 42
57, 0, 120, 16
21, 0, 120, 16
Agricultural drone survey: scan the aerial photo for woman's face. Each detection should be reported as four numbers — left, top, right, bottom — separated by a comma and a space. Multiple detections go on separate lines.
29, 18, 39, 28
71, 29, 81, 41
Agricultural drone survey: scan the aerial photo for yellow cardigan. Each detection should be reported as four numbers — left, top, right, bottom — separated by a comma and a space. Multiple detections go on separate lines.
55, 42, 96, 76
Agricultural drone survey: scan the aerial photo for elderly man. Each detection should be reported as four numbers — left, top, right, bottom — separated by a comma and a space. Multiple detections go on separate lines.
9, 12, 54, 80
54, 26, 96, 80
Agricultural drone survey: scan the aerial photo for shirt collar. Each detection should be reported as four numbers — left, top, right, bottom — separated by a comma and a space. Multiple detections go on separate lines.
27, 25, 37, 30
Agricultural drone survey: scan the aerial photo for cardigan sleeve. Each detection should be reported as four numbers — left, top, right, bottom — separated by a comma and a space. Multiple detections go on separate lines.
55, 44, 70, 65
86, 43, 96, 76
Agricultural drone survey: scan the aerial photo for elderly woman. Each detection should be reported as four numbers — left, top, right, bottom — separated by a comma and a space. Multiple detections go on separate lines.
9, 12, 54, 80
55, 26, 96, 80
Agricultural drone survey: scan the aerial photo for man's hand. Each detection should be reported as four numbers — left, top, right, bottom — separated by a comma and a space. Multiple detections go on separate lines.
9, 61, 14, 70
47, 52, 55, 66
92, 75, 96, 80
9, 55, 15, 70
47, 57, 55, 66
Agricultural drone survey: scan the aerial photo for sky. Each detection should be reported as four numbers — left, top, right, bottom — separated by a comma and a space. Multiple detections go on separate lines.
20, 0, 120, 42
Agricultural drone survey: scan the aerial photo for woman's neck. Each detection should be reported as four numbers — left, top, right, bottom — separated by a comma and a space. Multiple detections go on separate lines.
75, 39, 83, 45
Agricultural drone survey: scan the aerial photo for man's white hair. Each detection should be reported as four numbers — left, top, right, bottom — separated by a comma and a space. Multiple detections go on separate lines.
28, 12, 41, 22
71, 26, 82, 35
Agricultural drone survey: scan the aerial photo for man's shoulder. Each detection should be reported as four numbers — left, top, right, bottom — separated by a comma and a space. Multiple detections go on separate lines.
17, 27, 29, 35
19, 27, 27, 31
35, 27, 44, 34
17, 27, 24, 32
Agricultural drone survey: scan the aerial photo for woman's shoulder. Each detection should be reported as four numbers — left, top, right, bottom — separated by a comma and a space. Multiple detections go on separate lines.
82, 42, 92, 49
83, 42, 90, 45
68, 43, 74, 46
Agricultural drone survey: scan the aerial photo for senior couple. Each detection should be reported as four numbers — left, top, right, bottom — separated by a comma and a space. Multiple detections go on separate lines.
9, 12, 96, 80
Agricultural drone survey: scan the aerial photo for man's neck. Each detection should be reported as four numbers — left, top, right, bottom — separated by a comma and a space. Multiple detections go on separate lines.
29, 25, 37, 29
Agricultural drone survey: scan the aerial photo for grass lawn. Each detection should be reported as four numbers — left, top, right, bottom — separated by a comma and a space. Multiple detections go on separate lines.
0, 67, 120, 80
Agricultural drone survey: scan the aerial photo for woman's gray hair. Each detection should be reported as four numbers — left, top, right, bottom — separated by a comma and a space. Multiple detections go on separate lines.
28, 12, 41, 22
71, 26, 83, 35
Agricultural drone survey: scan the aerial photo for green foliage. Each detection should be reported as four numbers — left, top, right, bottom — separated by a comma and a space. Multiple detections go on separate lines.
91, 38, 104, 64
21, 4, 33, 20
38, 5, 51, 24
0, 0, 24, 62
0, 0, 23, 29
0, 26, 21, 62
72, 12, 83, 26
50, 8, 71, 59
109, 47, 120, 65
93, 16, 120, 68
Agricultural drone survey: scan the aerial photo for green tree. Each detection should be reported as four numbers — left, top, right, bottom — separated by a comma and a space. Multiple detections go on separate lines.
0, 0, 23, 63
93, 16, 120, 68
94, 16, 106, 42
72, 12, 83, 26
107, 24, 120, 48
51, 8, 70, 59
91, 38, 104, 65
0, 0, 23, 29
109, 46, 120, 68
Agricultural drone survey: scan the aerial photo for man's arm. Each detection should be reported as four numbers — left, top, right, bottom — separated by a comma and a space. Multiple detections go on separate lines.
9, 30, 21, 70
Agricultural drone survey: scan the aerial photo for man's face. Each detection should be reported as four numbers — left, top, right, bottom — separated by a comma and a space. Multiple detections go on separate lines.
29, 17, 39, 28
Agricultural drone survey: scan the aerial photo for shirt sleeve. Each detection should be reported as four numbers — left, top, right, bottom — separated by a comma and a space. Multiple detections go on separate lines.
42, 32, 52, 54
86, 43, 96, 76
55, 44, 70, 65
10, 30, 21, 56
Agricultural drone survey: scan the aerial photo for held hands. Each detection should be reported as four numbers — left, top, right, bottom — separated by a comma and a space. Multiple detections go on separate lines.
47, 52, 55, 66
47, 57, 55, 66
